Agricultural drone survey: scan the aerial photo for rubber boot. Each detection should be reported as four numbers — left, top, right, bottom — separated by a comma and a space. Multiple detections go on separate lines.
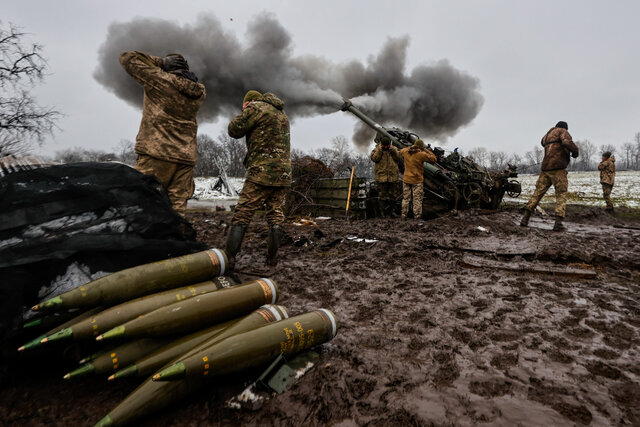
224, 224, 246, 269
519, 209, 532, 227
266, 225, 282, 267
552, 215, 566, 232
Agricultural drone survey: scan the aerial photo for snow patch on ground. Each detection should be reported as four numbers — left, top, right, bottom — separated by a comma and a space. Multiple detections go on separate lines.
193, 177, 245, 200
505, 170, 640, 208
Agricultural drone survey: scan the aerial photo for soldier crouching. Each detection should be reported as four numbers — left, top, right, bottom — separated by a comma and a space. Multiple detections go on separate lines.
225, 90, 291, 268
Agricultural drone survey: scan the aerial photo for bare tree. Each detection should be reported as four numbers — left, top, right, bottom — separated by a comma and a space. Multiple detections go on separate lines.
466, 147, 488, 168
114, 139, 136, 165
0, 22, 61, 155
573, 139, 596, 170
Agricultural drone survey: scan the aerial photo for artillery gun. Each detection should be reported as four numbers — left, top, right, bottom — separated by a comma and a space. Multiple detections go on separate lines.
339, 99, 521, 215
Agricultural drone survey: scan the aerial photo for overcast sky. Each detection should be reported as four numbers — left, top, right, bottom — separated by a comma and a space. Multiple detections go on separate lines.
4, 1, 640, 158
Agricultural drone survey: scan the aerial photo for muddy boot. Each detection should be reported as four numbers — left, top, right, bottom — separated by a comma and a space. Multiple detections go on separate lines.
519, 209, 532, 227
225, 224, 246, 270
552, 216, 566, 232
266, 225, 282, 267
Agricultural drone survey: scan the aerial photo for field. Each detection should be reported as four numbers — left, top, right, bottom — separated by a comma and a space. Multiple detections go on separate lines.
505, 170, 640, 209
1, 190, 639, 426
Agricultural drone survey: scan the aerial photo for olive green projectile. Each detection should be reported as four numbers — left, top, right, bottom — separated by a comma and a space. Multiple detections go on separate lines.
94, 305, 289, 426
18, 306, 104, 351
111, 304, 290, 380
35, 249, 230, 311
44, 276, 236, 343
63, 338, 170, 379
23, 309, 83, 330
97, 279, 277, 342
153, 309, 338, 381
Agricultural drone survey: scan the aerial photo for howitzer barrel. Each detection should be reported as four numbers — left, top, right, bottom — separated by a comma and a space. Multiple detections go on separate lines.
339, 99, 448, 182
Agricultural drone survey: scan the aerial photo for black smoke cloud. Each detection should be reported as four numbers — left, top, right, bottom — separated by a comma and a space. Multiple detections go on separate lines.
94, 13, 483, 147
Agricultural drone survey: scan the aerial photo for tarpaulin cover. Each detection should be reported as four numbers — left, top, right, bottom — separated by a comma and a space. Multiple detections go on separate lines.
0, 162, 206, 339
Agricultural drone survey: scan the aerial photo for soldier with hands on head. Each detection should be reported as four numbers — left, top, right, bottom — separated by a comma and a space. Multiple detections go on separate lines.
520, 121, 579, 231
598, 151, 616, 212
370, 134, 401, 217
119, 51, 206, 216
399, 139, 437, 220
225, 90, 291, 268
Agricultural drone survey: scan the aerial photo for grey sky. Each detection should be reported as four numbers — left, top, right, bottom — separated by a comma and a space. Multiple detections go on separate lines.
4, 1, 640, 158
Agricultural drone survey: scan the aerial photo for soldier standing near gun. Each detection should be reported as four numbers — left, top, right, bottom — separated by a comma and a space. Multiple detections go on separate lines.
520, 121, 579, 231
225, 90, 291, 268
119, 51, 206, 216
370, 135, 401, 217
399, 139, 437, 219
598, 151, 616, 212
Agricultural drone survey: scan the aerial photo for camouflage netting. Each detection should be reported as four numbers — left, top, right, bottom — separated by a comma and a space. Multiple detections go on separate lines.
0, 162, 206, 340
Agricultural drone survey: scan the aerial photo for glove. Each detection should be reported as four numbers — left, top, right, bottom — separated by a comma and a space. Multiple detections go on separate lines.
162, 55, 188, 72
571, 152, 579, 158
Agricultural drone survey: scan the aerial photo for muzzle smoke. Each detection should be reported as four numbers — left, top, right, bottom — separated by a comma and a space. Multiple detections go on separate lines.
94, 13, 483, 147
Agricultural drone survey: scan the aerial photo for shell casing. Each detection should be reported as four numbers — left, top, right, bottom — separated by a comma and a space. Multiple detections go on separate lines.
37, 249, 229, 311
50, 276, 236, 342
99, 279, 277, 341
118, 304, 290, 379
156, 309, 338, 381
95, 305, 289, 426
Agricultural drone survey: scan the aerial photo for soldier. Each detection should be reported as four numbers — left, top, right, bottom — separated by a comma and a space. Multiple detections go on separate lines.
119, 51, 206, 216
370, 135, 401, 217
598, 151, 616, 212
225, 91, 291, 267
399, 139, 437, 219
520, 121, 579, 231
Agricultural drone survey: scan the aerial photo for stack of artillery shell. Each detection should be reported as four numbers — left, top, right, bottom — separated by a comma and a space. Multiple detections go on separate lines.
42, 276, 237, 344
33, 248, 228, 311
95, 304, 300, 426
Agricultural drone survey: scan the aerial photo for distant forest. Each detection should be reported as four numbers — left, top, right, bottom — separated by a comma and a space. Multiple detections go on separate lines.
47, 131, 640, 179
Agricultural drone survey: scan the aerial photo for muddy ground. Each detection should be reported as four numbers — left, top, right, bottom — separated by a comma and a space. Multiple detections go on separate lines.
2, 204, 639, 426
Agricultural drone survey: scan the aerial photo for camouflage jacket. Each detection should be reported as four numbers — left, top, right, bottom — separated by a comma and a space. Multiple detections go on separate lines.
119, 51, 206, 166
399, 146, 437, 185
540, 127, 579, 171
598, 156, 616, 186
228, 93, 291, 187
370, 144, 400, 183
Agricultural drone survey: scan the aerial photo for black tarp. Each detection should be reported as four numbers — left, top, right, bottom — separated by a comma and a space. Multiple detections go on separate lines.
0, 162, 206, 339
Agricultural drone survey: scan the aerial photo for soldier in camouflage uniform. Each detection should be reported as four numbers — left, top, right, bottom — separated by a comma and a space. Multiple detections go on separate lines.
399, 139, 437, 219
520, 121, 579, 231
225, 90, 291, 267
370, 135, 400, 217
120, 51, 206, 216
598, 151, 616, 212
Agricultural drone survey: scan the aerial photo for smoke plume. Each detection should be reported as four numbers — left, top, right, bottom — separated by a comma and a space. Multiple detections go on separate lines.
94, 13, 483, 147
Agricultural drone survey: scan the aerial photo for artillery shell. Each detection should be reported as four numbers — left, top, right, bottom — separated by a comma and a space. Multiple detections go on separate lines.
154, 309, 338, 381
44, 276, 236, 343
111, 304, 290, 380
94, 305, 289, 426
18, 306, 104, 351
35, 249, 229, 311
97, 279, 277, 342
63, 337, 171, 379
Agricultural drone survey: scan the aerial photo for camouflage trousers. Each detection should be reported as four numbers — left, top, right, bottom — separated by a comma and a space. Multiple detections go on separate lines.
601, 183, 614, 209
402, 182, 424, 218
524, 169, 568, 217
134, 154, 194, 216
232, 180, 288, 226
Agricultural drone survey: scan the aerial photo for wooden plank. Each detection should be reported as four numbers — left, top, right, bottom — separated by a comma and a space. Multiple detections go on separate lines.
459, 254, 597, 278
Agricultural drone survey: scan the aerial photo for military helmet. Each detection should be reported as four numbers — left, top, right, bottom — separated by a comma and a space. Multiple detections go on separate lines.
243, 90, 262, 104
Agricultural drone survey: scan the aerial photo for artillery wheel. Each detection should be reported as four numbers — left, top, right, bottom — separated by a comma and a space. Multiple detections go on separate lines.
462, 182, 483, 205
506, 179, 522, 198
